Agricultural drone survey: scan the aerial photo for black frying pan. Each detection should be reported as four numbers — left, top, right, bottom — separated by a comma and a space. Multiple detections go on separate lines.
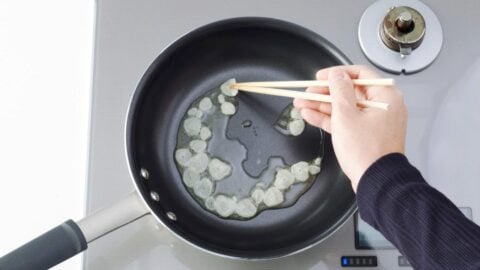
0, 17, 356, 269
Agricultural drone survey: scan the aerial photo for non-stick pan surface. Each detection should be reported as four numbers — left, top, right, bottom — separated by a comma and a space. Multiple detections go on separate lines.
127, 17, 356, 259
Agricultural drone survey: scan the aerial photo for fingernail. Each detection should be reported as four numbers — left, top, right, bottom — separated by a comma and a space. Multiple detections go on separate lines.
329, 69, 346, 80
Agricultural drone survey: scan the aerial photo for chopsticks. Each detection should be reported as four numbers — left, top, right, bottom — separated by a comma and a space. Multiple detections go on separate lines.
233, 78, 394, 88
231, 79, 393, 110
235, 86, 389, 110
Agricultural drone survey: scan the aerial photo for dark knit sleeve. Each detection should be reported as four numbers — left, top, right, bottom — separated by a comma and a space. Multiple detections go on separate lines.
357, 153, 480, 270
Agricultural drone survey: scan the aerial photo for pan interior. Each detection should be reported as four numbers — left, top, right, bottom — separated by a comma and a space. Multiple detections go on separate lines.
127, 18, 356, 259
174, 83, 325, 219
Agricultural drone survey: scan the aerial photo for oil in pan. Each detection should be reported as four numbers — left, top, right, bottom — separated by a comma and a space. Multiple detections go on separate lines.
174, 79, 323, 220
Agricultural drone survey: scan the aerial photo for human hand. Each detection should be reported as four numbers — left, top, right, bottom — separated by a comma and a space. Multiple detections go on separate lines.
293, 65, 407, 191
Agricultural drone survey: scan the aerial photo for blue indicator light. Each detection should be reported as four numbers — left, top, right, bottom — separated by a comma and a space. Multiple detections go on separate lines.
342, 257, 349, 266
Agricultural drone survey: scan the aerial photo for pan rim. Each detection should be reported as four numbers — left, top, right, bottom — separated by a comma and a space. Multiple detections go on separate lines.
124, 16, 357, 260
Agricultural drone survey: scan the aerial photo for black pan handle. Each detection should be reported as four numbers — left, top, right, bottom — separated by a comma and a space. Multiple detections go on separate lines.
0, 220, 86, 270
0, 192, 149, 270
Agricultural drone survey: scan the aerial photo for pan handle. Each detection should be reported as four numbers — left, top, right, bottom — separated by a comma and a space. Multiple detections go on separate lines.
0, 192, 149, 270
76, 191, 150, 243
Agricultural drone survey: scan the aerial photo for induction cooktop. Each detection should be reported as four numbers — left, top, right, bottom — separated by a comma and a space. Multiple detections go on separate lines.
84, 0, 480, 269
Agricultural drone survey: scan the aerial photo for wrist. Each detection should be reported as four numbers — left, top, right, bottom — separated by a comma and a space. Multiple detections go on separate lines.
349, 151, 405, 192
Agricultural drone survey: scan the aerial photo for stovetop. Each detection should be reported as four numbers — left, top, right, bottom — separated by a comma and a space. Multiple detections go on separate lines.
84, 0, 480, 269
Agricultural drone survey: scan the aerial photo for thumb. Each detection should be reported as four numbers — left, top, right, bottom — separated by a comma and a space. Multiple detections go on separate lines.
328, 68, 357, 114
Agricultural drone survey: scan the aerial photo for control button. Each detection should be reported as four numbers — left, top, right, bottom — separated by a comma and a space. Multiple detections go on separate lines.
398, 256, 411, 267
341, 256, 378, 267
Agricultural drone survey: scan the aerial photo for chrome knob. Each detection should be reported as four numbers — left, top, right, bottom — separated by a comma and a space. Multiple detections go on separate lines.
396, 11, 414, 33
380, 6, 426, 54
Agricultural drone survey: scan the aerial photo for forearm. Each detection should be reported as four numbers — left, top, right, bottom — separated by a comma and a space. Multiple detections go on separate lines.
357, 153, 480, 270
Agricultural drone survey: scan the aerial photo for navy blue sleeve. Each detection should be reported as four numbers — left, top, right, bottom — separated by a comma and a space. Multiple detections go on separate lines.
357, 153, 480, 270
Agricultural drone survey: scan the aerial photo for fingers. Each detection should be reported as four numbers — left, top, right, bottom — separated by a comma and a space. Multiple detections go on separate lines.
328, 68, 358, 115
316, 65, 381, 80
316, 65, 398, 108
293, 97, 332, 115
300, 108, 331, 133
305, 86, 329, 94
316, 67, 368, 102
293, 86, 332, 114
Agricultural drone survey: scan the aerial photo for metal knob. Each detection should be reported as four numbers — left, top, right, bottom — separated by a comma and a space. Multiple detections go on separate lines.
396, 11, 414, 33
380, 6, 426, 54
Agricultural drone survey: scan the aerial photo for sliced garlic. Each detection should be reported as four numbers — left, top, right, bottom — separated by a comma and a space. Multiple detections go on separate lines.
182, 168, 200, 188
218, 94, 226, 104
208, 158, 231, 180
187, 153, 209, 173
175, 148, 192, 167
291, 161, 310, 182
251, 188, 265, 206
290, 107, 302, 120
308, 165, 321, 175
274, 169, 295, 190
220, 78, 238, 97
199, 97, 213, 111
288, 119, 305, 136
199, 126, 212, 141
263, 187, 284, 207
235, 198, 257, 218
183, 117, 202, 136
189, 140, 207, 153
221, 102, 236, 115
193, 177, 213, 199
205, 196, 215, 211
214, 195, 236, 217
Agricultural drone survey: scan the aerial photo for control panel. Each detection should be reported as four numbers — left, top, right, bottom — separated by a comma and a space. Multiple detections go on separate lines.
341, 256, 378, 267
341, 207, 473, 268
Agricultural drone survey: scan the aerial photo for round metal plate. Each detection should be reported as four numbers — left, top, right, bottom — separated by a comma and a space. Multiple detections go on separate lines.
358, 0, 443, 74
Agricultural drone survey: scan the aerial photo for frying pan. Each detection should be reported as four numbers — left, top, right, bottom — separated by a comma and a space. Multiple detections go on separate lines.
0, 17, 356, 269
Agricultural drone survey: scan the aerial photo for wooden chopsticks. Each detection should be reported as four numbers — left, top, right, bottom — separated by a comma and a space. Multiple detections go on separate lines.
233, 78, 394, 88
231, 79, 393, 110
